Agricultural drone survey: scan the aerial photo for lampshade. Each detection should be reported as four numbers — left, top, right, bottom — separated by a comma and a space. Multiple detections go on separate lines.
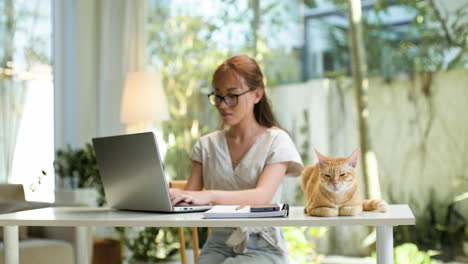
120, 72, 169, 124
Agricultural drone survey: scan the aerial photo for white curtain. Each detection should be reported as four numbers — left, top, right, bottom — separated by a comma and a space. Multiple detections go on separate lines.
54, 0, 147, 148
0, 78, 28, 182
97, 0, 147, 137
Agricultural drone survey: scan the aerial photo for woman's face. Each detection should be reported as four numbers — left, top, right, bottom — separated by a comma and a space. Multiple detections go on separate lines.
212, 74, 261, 126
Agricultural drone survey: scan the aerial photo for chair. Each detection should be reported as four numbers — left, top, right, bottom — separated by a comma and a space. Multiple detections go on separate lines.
169, 180, 200, 264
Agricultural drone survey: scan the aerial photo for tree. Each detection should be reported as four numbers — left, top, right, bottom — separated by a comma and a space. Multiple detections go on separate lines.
346, 0, 382, 199
250, 0, 260, 57
147, 14, 227, 180
326, 0, 468, 80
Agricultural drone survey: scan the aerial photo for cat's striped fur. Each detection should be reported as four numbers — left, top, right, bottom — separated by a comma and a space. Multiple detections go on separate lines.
301, 148, 387, 217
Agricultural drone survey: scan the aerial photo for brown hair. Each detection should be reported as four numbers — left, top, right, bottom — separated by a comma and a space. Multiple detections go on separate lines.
212, 55, 280, 128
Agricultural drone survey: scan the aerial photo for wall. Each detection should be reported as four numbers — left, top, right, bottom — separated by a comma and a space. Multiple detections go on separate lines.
367, 69, 468, 212
271, 68, 468, 255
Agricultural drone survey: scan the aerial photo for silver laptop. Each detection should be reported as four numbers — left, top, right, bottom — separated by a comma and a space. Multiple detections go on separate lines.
92, 132, 212, 213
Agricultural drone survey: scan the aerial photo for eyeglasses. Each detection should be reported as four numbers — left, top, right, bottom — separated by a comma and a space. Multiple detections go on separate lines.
208, 89, 253, 107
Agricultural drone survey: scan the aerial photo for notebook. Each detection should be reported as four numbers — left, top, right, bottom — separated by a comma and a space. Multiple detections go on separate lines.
202, 204, 289, 219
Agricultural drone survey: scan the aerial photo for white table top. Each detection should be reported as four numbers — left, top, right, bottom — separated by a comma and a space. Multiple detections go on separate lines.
0, 205, 415, 227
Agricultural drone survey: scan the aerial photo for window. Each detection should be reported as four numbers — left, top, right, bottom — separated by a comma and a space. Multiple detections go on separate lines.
146, 0, 302, 180
3, 0, 54, 202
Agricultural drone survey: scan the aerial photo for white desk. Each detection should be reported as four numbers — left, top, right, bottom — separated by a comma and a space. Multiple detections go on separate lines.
1, 205, 414, 264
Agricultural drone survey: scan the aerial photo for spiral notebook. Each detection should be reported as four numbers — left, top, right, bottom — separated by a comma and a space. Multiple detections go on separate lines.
202, 204, 289, 219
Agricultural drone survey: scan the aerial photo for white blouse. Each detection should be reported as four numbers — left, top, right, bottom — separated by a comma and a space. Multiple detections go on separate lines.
190, 127, 304, 253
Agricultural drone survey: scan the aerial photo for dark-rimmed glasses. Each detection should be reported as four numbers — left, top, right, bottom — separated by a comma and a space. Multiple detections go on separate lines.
208, 89, 253, 107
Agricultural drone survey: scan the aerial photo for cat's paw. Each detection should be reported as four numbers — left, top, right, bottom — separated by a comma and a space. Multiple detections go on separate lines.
308, 207, 339, 217
375, 200, 388, 212
339, 205, 362, 216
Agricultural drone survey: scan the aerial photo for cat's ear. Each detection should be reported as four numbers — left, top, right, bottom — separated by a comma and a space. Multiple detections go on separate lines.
346, 148, 361, 168
315, 150, 328, 168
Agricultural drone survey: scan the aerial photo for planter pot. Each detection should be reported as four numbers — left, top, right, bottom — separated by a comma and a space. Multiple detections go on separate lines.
55, 176, 79, 190
54, 188, 98, 206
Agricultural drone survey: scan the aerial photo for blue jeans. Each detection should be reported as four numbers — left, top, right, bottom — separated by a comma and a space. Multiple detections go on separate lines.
198, 228, 288, 264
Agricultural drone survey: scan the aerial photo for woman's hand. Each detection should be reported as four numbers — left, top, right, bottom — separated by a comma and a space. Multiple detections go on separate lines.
169, 188, 187, 205
168, 188, 212, 205
179, 191, 212, 205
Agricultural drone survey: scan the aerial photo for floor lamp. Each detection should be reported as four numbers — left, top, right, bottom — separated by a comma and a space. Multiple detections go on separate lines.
120, 71, 169, 134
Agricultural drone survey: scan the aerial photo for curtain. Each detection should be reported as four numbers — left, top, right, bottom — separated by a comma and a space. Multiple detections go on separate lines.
0, 78, 28, 182
97, 0, 147, 137
54, 0, 147, 147
0, 0, 29, 182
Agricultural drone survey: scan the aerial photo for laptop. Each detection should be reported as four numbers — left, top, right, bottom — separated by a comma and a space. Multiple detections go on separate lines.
92, 132, 212, 213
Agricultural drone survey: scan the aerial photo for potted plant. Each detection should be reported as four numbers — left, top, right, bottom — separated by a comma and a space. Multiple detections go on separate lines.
115, 227, 181, 263
53, 143, 106, 206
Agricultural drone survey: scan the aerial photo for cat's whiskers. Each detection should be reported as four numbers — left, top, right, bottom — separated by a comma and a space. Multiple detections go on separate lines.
321, 180, 354, 193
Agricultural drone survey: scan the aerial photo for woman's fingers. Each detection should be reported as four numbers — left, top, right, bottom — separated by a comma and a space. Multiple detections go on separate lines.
168, 188, 176, 199
171, 193, 194, 205
169, 189, 187, 204
170, 191, 210, 206
171, 194, 186, 205
184, 196, 194, 203
169, 188, 182, 199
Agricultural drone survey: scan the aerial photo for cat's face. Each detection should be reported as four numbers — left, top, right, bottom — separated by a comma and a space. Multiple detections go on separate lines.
316, 149, 360, 193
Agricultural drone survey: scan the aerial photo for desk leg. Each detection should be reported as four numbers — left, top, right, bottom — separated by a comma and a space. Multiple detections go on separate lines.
376, 226, 393, 264
75, 226, 89, 264
4, 226, 19, 264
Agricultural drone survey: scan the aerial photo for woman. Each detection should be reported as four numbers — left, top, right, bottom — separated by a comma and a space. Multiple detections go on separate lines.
169, 54, 303, 264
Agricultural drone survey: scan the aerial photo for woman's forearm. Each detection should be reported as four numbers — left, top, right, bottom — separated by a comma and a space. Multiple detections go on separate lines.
180, 163, 287, 205
188, 188, 274, 205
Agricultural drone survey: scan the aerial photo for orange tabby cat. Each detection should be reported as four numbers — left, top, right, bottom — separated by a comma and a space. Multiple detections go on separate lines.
301, 148, 387, 217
